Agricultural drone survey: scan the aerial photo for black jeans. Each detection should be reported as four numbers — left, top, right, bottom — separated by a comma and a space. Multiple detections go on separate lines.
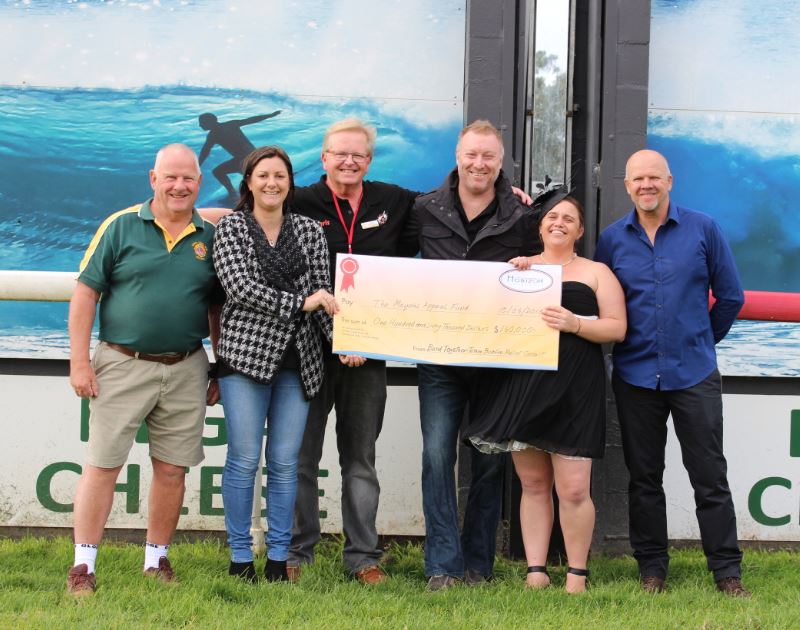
612, 369, 742, 581
288, 357, 387, 573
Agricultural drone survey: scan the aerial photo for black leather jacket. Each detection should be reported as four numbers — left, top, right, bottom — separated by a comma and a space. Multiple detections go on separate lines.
415, 168, 538, 261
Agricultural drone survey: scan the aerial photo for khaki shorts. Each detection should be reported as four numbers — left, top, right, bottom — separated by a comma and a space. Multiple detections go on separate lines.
86, 341, 209, 468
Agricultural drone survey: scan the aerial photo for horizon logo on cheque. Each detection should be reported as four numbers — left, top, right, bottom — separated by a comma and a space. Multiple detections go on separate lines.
499, 268, 553, 293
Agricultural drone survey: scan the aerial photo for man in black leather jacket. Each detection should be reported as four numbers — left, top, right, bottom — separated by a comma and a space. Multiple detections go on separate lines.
415, 119, 538, 591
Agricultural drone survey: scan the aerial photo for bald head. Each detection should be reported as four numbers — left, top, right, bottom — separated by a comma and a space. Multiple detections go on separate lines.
625, 149, 671, 179
153, 143, 201, 176
150, 143, 202, 217
624, 149, 673, 218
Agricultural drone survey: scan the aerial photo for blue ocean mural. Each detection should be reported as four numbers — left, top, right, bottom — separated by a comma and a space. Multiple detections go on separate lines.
649, 0, 800, 376
0, 0, 467, 357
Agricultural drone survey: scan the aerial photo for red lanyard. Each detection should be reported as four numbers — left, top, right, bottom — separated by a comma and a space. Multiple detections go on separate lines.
330, 188, 363, 254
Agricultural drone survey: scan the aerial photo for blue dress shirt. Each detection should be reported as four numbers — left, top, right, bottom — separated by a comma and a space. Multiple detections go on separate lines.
595, 203, 744, 390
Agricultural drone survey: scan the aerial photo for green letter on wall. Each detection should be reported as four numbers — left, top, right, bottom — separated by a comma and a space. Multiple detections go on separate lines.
748, 477, 791, 526
36, 462, 82, 512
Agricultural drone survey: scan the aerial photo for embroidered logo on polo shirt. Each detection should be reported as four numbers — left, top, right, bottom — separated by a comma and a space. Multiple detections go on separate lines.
320, 219, 331, 227
192, 241, 208, 260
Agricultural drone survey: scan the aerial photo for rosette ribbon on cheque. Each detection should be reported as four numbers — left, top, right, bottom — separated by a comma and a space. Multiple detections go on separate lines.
339, 256, 359, 292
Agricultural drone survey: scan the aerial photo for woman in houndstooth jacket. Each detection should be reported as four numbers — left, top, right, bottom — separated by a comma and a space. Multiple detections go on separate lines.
213, 146, 338, 583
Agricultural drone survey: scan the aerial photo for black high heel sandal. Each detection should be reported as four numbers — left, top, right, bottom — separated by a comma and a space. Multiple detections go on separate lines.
265, 559, 289, 582
566, 566, 590, 593
526, 565, 550, 589
229, 560, 258, 583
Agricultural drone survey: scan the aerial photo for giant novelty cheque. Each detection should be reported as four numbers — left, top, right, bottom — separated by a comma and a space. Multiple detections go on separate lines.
332, 254, 562, 369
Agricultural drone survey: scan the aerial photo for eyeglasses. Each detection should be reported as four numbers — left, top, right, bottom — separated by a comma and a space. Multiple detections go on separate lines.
325, 150, 370, 164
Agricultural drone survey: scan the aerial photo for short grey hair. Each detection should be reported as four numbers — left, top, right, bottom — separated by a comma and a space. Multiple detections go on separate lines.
153, 143, 201, 174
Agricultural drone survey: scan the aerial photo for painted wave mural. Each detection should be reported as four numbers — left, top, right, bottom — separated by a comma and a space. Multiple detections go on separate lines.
0, 86, 463, 357
0, 0, 467, 358
649, 0, 800, 376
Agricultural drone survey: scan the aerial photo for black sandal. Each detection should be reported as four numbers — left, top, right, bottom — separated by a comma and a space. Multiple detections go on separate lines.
566, 566, 590, 592
526, 565, 550, 589
229, 560, 258, 583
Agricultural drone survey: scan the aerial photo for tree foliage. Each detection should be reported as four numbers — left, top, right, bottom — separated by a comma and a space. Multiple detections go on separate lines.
530, 50, 568, 185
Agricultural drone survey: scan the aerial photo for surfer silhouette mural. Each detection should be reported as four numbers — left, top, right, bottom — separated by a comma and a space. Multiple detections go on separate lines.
198, 111, 281, 197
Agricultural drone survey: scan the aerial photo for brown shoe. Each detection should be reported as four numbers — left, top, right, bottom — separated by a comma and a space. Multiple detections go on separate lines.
286, 564, 301, 583
716, 576, 751, 598
66, 563, 96, 596
354, 565, 387, 585
143, 556, 177, 583
640, 575, 667, 593
464, 569, 490, 586
426, 574, 461, 592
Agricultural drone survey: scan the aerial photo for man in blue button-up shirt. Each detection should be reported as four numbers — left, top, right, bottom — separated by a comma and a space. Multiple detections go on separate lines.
595, 149, 749, 597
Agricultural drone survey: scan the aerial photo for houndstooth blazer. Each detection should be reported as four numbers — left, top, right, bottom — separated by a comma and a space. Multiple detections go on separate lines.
213, 210, 333, 399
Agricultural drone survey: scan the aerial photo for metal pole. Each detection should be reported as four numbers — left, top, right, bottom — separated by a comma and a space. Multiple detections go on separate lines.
0, 270, 76, 301
583, 0, 602, 257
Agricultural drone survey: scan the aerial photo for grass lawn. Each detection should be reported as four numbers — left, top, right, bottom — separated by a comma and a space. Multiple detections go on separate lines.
1, 537, 798, 629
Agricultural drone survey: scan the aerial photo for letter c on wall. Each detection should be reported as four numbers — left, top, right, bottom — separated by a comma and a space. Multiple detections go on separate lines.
36, 462, 82, 512
748, 476, 791, 526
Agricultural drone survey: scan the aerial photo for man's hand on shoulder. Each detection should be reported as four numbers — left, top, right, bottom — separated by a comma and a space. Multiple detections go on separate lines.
511, 186, 533, 205
198, 208, 233, 225
70, 363, 99, 398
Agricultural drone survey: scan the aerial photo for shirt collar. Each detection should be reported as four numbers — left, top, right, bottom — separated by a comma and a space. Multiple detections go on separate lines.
318, 175, 375, 209
623, 200, 680, 231
138, 199, 205, 229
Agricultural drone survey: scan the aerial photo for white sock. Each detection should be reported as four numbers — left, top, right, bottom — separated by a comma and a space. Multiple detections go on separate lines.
74, 543, 98, 574
144, 542, 169, 570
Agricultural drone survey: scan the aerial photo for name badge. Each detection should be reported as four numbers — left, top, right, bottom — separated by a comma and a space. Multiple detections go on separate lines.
361, 211, 389, 230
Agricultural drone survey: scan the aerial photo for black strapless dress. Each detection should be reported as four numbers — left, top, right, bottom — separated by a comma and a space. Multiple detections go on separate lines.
466, 281, 606, 459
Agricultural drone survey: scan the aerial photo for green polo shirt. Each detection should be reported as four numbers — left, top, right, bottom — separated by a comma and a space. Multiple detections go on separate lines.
78, 200, 221, 353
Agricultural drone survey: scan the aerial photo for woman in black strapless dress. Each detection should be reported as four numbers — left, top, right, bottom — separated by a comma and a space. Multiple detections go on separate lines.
466, 192, 626, 593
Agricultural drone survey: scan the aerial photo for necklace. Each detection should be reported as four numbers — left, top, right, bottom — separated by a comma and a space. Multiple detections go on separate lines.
262, 219, 283, 247
539, 252, 576, 266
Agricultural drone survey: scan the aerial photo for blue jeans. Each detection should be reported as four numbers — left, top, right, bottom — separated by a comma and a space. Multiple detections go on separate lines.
219, 370, 309, 563
417, 364, 506, 578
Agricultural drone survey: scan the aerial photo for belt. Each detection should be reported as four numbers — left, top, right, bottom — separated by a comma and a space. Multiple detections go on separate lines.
105, 342, 202, 365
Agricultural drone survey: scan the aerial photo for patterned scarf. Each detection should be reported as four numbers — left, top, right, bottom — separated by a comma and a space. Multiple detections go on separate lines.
241, 207, 308, 293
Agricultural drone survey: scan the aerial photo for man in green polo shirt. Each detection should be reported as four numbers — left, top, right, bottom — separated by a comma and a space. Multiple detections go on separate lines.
66, 143, 222, 596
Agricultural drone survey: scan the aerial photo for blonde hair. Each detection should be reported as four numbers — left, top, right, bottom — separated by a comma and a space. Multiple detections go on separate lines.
322, 118, 377, 155
456, 119, 505, 159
